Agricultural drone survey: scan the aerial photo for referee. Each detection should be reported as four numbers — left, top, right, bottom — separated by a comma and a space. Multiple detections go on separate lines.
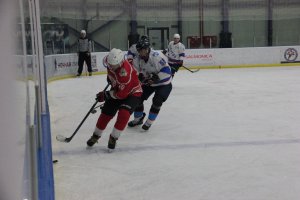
77, 30, 92, 76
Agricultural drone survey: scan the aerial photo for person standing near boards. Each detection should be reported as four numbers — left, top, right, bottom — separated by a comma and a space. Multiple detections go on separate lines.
77, 30, 92, 76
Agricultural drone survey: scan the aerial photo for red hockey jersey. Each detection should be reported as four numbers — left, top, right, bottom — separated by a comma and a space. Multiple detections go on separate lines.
107, 60, 142, 99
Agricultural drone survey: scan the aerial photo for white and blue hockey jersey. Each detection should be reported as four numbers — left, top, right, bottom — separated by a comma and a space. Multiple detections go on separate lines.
133, 50, 172, 87
127, 44, 138, 60
166, 41, 185, 65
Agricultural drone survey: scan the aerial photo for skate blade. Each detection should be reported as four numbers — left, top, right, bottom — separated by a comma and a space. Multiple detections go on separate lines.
107, 148, 115, 153
86, 146, 93, 150
139, 127, 149, 132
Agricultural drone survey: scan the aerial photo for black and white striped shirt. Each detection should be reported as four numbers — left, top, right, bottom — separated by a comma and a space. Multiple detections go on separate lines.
77, 37, 91, 53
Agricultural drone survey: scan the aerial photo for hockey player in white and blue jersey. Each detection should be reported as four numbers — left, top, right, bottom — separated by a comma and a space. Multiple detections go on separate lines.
163, 33, 185, 76
128, 39, 173, 131
127, 35, 149, 65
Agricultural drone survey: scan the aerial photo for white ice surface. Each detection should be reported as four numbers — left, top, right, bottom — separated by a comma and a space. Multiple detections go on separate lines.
49, 67, 300, 200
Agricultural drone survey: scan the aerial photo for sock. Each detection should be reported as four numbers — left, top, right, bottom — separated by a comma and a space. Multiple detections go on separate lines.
144, 119, 154, 127
148, 112, 158, 121
111, 128, 122, 139
93, 127, 103, 137
133, 111, 144, 122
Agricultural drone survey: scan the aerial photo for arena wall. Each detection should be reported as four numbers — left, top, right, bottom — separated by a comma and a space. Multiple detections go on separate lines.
44, 46, 300, 82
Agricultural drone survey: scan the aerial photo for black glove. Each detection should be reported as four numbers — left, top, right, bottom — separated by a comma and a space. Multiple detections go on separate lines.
144, 73, 159, 86
96, 91, 111, 102
138, 73, 145, 82
106, 76, 111, 84
178, 60, 183, 67
150, 73, 159, 82
162, 49, 167, 55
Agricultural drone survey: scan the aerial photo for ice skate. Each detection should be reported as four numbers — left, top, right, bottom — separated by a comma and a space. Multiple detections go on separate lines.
107, 135, 118, 151
86, 133, 100, 147
141, 120, 152, 131
128, 112, 146, 127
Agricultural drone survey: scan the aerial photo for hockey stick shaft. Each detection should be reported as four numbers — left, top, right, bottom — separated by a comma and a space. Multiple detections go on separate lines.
67, 100, 98, 141
68, 83, 110, 140
57, 83, 110, 143
182, 66, 200, 73
93, 103, 104, 110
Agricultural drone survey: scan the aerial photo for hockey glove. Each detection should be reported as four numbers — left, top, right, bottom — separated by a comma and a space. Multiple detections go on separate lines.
178, 60, 183, 67
106, 76, 112, 84
144, 73, 159, 86
138, 73, 146, 82
96, 91, 111, 102
151, 73, 160, 82
162, 49, 167, 55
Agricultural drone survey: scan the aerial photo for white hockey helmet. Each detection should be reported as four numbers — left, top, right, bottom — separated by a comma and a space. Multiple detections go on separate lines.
173, 33, 180, 39
81, 30, 86, 35
107, 48, 124, 69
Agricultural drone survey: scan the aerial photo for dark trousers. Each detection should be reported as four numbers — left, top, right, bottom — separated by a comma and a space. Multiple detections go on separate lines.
102, 95, 141, 117
169, 63, 181, 75
78, 52, 92, 74
141, 83, 172, 102
135, 83, 172, 115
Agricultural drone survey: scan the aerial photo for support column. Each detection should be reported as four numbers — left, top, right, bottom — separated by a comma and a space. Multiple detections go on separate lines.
177, 0, 183, 37
219, 0, 232, 48
128, 0, 139, 47
267, 0, 273, 46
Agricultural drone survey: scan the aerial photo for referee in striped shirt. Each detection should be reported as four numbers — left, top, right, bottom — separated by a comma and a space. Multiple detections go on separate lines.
77, 30, 92, 76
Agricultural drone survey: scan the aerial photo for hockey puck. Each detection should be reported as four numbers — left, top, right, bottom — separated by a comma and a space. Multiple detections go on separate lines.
53, 160, 58, 163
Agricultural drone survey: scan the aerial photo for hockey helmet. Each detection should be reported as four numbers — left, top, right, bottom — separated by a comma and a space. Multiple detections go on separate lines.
136, 39, 150, 51
140, 35, 149, 41
173, 33, 180, 39
106, 48, 124, 69
80, 30, 86, 36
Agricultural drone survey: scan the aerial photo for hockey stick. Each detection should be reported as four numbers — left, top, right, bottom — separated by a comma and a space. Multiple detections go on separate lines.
56, 84, 110, 143
182, 66, 200, 73
90, 103, 104, 114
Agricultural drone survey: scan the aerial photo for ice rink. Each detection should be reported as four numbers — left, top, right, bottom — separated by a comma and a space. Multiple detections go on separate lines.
49, 66, 300, 200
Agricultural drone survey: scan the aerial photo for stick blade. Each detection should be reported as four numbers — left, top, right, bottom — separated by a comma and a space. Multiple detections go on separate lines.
192, 69, 200, 73
56, 135, 69, 143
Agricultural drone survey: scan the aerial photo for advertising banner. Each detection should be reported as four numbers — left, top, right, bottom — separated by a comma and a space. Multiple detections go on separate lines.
44, 46, 300, 81
280, 47, 300, 63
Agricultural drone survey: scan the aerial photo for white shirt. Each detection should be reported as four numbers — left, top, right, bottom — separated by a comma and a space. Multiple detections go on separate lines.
127, 44, 138, 60
133, 50, 172, 87
166, 41, 185, 64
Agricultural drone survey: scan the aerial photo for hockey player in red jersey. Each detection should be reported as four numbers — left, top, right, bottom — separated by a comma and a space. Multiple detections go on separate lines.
87, 48, 142, 150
